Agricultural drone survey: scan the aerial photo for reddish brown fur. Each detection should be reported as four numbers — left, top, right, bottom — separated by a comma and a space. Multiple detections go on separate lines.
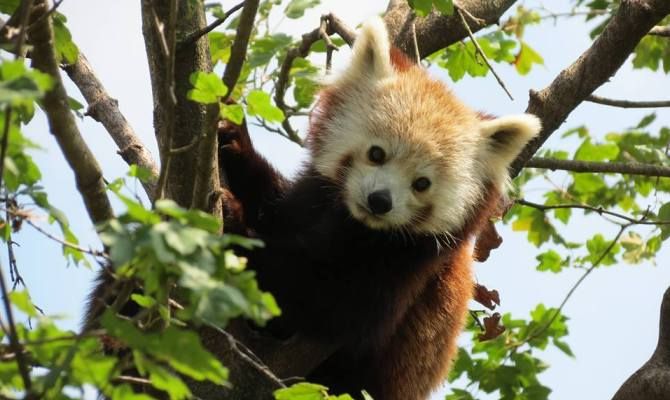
217, 109, 504, 398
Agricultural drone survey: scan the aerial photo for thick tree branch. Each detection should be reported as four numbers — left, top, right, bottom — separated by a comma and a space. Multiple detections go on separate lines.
191, 0, 259, 214
383, 0, 517, 58
511, 0, 670, 178
142, 0, 217, 208
526, 157, 670, 178
29, 2, 113, 225
586, 94, 670, 108
63, 53, 159, 198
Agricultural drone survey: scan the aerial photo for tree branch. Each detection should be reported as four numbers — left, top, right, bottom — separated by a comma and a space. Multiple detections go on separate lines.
516, 198, 670, 226
221, 0, 258, 94
526, 157, 670, 178
273, 14, 355, 146
456, 7, 514, 100
586, 94, 670, 108
180, 1, 244, 48
142, 0, 217, 208
29, 1, 113, 225
63, 53, 159, 198
510, 0, 670, 178
191, 0, 259, 215
383, 0, 517, 58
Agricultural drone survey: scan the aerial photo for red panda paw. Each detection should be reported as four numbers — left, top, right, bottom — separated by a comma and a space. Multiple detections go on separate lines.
218, 118, 253, 156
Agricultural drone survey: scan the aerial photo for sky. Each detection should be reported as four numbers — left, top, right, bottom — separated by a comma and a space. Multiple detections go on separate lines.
5, 1, 670, 399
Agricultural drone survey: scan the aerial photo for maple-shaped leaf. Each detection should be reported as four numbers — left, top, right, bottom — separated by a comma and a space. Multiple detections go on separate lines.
478, 312, 506, 341
473, 220, 503, 262
473, 284, 501, 310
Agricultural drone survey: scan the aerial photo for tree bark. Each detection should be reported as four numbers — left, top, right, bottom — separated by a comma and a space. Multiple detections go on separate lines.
29, 1, 113, 225
384, 0, 517, 58
141, 0, 217, 207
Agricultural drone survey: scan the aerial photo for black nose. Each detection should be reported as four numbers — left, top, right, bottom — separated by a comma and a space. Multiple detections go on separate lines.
367, 190, 392, 215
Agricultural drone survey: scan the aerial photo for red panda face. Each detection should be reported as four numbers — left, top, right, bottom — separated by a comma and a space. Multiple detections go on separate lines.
308, 18, 541, 236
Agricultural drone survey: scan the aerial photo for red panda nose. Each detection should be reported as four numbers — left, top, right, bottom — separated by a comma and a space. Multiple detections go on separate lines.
367, 190, 392, 215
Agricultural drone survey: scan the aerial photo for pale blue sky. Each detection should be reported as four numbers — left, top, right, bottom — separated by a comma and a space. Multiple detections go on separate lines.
8, 1, 670, 399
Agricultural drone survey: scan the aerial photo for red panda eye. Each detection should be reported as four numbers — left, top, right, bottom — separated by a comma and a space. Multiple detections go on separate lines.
412, 177, 431, 192
368, 146, 386, 164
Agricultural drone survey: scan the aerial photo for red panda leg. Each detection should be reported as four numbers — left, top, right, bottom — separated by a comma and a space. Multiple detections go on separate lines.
373, 245, 474, 400
218, 119, 288, 231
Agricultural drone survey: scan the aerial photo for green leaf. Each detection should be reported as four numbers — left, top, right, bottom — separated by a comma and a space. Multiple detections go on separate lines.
574, 138, 619, 162
515, 41, 544, 75
188, 71, 228, 104
220, 103, 245, 125
408, 0, 432, 17
572, 174, 605, 195
584, 234, 620, 266
53, 13, 79, 64
9, 290, 38, 317
636, 113, 656, 129
130, 294, 156, 309
246, 89, 285, 123
275, 382, 329, 400
101, 312, 229, 384
659, 202, 670, 239
433, 0, 454, 15
209, 32, 233, 65
128, 164, 153, 183
293, 76, 319, 108
249, 34, 293, 68
535, 250, 565, 273
0, 0, 19, 14
148, 363, 192, 400
284, 0, 320, 19
446, 388, 476, 400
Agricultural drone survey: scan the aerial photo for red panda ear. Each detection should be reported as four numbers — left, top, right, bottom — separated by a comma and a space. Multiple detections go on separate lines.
338, 17, 394, 84
478, 114, 541, 183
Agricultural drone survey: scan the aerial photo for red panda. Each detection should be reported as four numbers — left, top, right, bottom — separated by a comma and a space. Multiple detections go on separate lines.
218, 18, 541, 400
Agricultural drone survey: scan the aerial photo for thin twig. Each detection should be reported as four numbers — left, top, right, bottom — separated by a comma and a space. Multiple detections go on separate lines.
455, 2, 486, 25
5, 202, 24, 290
516, 199, 670, 226
180, 1, 244, 48
586, 94, 670, 108
169, 135, 200, 155
411, 21, 420, 63
0, 266, 32, 391
113, 375, 153, 386
520, 224, 629, 345
526, 157, 670, 178
456, 8, 514, 100
0, 95, 32, 398
24, 220, 108, 258
273, 14, 354, 145
205, 321, 286, 389
649, 25, 670, 37
319, 15, 338, 72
